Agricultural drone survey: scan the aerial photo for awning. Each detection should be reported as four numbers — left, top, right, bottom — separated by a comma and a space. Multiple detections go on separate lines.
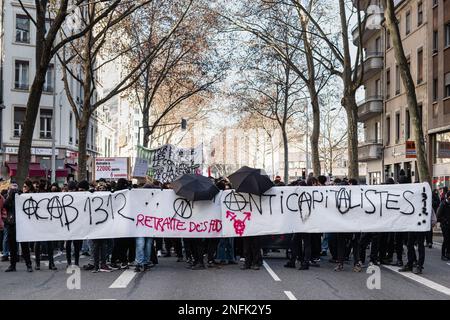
6, 163, 46, 177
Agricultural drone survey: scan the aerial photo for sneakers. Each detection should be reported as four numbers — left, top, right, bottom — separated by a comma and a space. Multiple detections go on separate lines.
309, 261, 320, 267
413, 266, 423, 274
191, 264, 206, 270
83, 264, 95, 271
49, 264, 58, 271
298, 264, 309, 270
5, 265, 16, 272
284, 261, 296, 269
441, 256, 449, 261
144, 263, 154, 271
251, 264, 260, 270
120, 263, 129, 270
353, 263, 363, 272
398, 265, 413, 272
100, 265, 113, 272
1, 255, 9, 262
109, 263, 120, 270
134, 265, 143, 272
334, 263, 344, 272
157, 250, 162, 257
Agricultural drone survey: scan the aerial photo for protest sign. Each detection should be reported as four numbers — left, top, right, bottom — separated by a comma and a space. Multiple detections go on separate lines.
132, 158, 149, 178
94, 157, 129, 180
148, 144, 203, 183
15, 183, 431, 241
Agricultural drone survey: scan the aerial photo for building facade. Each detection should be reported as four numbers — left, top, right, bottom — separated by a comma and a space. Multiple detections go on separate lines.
353, 0, 446, 185
0, 0, 111, 182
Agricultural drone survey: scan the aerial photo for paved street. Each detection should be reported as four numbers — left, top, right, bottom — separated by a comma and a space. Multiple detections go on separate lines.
0, 241, 449, 300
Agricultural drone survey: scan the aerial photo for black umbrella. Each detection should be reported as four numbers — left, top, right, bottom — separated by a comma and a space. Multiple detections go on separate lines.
171, 174, 219, 201
228, 166, 274, 195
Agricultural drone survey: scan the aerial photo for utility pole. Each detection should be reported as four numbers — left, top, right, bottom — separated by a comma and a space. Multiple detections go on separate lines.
51, 55, 57, 183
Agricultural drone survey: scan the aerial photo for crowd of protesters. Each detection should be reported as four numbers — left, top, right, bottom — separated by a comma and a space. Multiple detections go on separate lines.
0, 171, 449, 275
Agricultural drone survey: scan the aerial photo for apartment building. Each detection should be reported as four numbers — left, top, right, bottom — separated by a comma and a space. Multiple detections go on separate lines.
354, 0, 435, 184
0, 0, 112, 182
427, 0, 450, 188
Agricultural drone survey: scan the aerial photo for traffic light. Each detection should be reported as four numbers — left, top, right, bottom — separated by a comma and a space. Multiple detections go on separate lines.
181, 118, 187, 130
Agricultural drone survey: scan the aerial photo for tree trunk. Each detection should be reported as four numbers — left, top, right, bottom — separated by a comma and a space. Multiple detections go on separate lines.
282, 127, 289, 183
77, 120, 89, 181
300, 11, 321, 177
343, 95, 359, 180
143, 110, 150, 147
383, 0, 431, 184
16, 71, 47, 187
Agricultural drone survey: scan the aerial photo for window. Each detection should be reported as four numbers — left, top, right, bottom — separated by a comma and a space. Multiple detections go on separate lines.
405, 10, 411, 35
386, 30, 391, 49
386, 69, 391, 99
14, 60, 29, 90
15, 15, 30, 43
40, 109, 52, 139
405, 109, 411, 140
433, 30, 438, 53
44, 64, 54, 92
395, 65, 400, 95
375, 36, 381, 53
13, 107, 26, 137
375, 122, 381, 143
417, 2, 423, 26
417, 48, 423, 84
395, 112, 401, 143
433, 78, 438, 101
445, 73, 450, 98
375, 79, 381, 96
386, 116, 391, 145
69, 112, 73, 144
446, 23, 450, 47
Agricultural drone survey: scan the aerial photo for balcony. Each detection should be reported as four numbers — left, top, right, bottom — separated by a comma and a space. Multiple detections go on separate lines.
352, 0, 371, 9
352, 4, 384, 45
358, 141, 383, 162
357, 95, 383, 122
356, 52, 384, 82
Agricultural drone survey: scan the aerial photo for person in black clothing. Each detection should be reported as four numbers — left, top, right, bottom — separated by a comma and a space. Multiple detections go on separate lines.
437, 191, 450, 260
5, 181, 33, 272
428, 189, 441, 248
65, 181, 83, 268
240, 236, 262, 270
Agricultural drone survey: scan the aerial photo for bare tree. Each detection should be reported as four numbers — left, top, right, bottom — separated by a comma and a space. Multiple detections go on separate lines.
15, 0, 131, 186
58, 0, 174, 180
382, 0, 430, 184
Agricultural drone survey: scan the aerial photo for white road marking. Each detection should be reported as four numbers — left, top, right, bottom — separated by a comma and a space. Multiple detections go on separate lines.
109, 270, 137, 289
284, 291, 297, 300
262, 260, 281, 282
383, 265, 450, 297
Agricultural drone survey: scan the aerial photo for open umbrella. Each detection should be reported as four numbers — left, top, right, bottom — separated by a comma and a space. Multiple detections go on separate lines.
227, 166, 274, 195
171, 174, 219, 201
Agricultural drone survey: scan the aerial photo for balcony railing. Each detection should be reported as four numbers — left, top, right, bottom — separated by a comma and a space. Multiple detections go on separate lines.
358, 140, 383, 162
356, 52, 384, 82
357, 95, 383, 122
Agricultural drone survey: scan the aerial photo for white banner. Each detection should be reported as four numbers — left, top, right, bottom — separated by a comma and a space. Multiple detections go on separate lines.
15, 183, 431, 242
95, 157, 128, 180
149, 144, 203, 183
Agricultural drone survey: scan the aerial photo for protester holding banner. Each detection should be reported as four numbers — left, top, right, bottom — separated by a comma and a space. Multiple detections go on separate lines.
5, 181, 33, 272
437, 191, 450, 261
65, 181, 83, 268
34, 184, 58, 271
